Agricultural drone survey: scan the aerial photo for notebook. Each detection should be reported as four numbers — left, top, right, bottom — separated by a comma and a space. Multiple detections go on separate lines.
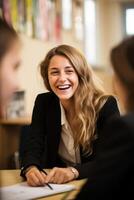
0, 181, 76, 200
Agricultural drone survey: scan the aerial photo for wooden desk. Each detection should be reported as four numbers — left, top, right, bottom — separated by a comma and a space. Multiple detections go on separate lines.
0, 117, 31, 169
0, 169, 87, 200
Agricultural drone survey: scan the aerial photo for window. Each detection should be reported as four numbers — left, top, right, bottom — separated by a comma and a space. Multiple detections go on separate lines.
62, 0, 72, 30
84, 0, 96, 66
123, 3, 134, 36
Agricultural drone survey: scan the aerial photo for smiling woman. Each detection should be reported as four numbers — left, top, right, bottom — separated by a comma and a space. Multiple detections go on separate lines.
20, 44, 120, 187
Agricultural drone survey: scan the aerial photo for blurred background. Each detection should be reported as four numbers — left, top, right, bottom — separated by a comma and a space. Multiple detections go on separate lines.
0, 0, 134, 169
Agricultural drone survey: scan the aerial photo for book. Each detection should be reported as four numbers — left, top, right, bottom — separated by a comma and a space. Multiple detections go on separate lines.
2, 0, 12, 25
0, 181, 76, 200
10, 0, 18, 30
17, 0, 26, 33
5, 91, 25, 119
25, 0, 33, 37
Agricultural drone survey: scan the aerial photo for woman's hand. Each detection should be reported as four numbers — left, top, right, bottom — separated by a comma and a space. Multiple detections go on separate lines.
45, 167, 79, 184
25, 166, 46, 186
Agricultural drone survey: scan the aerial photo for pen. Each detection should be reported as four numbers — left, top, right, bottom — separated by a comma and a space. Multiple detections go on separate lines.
40, 169, 53, 190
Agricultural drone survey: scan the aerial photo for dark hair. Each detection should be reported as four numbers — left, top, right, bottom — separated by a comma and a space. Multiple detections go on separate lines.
0, 17, 19, 62
111, 35, 134, 111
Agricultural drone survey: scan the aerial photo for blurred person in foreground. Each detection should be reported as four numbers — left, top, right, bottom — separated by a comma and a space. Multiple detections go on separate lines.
76, 36, 134, 199
0, 17, 21, 118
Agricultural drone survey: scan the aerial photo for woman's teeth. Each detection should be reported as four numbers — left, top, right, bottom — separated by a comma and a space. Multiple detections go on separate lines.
58, 85, 70, 90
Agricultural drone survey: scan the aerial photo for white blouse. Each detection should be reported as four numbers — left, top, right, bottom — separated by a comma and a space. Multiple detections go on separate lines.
58, 103, 81, 165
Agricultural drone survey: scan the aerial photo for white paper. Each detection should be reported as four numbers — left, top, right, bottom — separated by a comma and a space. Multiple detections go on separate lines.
0, 181, 76, 200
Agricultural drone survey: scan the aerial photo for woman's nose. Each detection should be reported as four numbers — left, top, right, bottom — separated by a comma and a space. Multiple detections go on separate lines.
58, 72, 67, 81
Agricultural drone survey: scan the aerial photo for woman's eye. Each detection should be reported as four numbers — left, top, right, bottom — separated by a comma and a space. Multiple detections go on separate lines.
66, 70, 74, 74
50, 71, 59, 75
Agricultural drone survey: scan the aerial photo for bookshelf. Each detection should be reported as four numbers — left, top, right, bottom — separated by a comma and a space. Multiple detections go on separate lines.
1, 0, 63, 42
0, 0, 84, 44
0, 116, 31, 125
0, 116, 31, 169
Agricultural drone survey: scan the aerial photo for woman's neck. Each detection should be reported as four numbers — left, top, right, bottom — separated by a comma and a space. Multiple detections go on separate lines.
60, 99, 75, 118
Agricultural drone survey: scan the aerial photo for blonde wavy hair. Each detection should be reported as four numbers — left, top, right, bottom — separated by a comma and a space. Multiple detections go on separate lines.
40, 44, 109, 155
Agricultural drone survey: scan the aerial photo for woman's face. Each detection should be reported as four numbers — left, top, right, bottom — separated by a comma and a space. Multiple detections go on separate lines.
48, 55, 79, 104
0, 41, 21, 115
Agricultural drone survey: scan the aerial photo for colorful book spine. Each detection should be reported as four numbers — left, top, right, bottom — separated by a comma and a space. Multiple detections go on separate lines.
17, 0, 26, 33
1, 0, 62, 42
10, 0, 18, 30
2, 0, 12, 25
25, 0, 33, 37
38, 0, 49, 41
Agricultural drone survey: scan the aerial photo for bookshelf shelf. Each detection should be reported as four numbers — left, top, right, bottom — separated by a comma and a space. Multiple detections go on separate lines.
0, 116, 31, 125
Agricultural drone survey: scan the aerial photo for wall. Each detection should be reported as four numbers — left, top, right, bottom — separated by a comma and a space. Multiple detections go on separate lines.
96, 0, 123, 68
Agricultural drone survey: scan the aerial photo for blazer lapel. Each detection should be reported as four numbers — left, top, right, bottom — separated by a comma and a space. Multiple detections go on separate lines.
45, 94, 61, 165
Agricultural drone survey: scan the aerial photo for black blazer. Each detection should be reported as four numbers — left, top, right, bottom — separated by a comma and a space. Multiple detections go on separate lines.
76, 113, 134, 199
20, 92, 120, 178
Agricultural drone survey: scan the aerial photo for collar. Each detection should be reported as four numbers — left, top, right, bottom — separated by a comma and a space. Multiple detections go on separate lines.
60, 102, 67, 126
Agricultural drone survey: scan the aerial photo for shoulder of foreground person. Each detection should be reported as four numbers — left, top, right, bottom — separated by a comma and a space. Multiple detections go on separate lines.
75, 113, 134, 200
108, 112, 134, 136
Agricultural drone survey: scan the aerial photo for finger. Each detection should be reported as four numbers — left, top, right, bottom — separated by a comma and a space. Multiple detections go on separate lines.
45, 167, 57, 183
34, 170, 46, 185
41, 171, 47, 180
27, 173, 41, 186
49, 169, 65, 184
27, 180, 37, 186
26, 169, 45, 186
54, 172, 65, 184
27, 176, 37, 187
53, 168, 74, 183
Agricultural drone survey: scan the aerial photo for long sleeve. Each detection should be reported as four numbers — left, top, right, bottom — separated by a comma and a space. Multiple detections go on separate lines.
20, 92, 61, 174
